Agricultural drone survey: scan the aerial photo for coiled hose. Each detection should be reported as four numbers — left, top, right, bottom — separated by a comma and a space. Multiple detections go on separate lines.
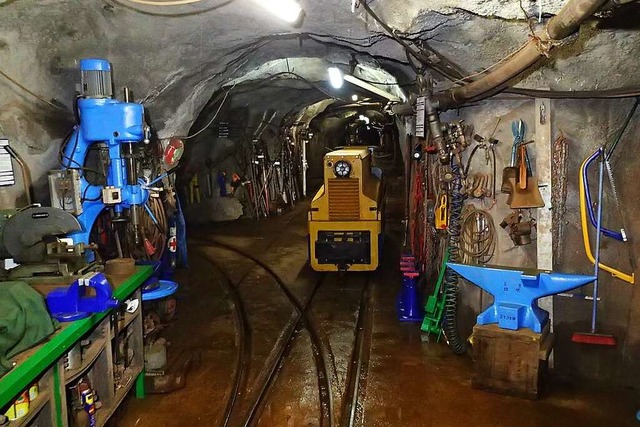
443, 163, 467, 355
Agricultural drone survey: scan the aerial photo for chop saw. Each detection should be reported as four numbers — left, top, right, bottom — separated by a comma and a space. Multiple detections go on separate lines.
0, 206, 97, 282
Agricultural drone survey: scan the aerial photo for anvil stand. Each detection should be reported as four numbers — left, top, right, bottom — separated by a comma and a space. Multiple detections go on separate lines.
447, 263, 595, 398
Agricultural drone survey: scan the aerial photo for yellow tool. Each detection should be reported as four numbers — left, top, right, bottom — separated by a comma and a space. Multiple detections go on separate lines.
189, 174, 201, 205
435, 194, 448, 230
579, 155, 634, 284
518, 145, 527, 190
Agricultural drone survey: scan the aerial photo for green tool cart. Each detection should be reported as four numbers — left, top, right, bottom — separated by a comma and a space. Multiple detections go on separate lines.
0, 266, 153, 427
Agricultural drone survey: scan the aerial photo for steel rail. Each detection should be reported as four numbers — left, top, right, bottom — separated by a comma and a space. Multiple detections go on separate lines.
194, 238, 334, 427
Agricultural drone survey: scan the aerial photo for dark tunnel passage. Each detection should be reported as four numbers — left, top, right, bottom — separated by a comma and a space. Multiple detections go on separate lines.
177, 65, 406, 223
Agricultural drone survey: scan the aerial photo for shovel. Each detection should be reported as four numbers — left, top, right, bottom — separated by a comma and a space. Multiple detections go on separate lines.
508, 143, 545, 209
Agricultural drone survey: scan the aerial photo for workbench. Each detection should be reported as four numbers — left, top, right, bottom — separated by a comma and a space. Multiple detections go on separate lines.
0, 265, 153, 427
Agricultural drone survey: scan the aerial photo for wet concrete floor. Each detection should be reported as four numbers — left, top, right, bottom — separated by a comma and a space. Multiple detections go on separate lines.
117, 203, 639, 427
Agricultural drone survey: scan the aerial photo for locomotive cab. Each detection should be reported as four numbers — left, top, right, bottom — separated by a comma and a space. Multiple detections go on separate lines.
308, 147, 384, 271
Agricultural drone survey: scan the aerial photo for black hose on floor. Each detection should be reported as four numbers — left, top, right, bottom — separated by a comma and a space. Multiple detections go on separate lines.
442, 162, 467, 355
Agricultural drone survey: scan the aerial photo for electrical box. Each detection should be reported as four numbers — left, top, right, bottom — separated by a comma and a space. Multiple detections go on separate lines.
0, 138, 16, 187
415, 97, 426, 138
49, 169, 83, 215
102, 186, 121, 204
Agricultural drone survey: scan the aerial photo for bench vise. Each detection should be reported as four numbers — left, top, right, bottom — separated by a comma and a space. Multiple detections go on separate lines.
447, 263, 595, 332
46, 272, 118, 322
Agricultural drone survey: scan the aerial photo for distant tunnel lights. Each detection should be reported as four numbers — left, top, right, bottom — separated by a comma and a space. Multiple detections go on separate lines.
328, 67, 344, 89
261, 0, 303, 23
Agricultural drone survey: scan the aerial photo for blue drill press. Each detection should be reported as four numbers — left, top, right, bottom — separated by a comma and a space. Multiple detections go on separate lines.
56, 58, 151, 253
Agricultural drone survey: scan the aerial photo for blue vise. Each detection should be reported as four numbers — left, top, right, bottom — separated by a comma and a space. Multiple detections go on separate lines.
447, 263, 595, 332
46, 272, 119, 322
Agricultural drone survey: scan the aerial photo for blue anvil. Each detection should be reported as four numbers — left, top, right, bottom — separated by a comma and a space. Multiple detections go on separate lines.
447, 263, 596, 332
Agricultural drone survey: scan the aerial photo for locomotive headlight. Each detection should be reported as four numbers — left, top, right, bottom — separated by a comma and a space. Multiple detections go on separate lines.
334, 160, 351, 178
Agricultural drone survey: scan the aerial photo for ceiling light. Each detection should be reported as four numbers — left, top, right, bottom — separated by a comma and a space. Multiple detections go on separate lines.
351, 94, 358, 101
328, 67, 344, 89
343, 74, 402, 102
261, 0, 302, 23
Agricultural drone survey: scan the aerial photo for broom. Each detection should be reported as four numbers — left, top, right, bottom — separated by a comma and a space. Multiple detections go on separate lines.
572, 148, 616, 346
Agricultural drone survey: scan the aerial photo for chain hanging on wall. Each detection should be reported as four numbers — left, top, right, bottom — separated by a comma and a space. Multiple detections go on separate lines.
551, 132, 568, 267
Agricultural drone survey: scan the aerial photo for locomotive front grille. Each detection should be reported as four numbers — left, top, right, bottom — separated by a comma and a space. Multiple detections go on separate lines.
328, 178, 360, 220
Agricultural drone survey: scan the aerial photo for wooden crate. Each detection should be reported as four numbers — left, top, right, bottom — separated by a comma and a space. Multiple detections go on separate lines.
471, 321, 554, 399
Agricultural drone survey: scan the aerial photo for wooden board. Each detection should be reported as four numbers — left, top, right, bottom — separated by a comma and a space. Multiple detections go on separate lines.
472, 322, 553, 399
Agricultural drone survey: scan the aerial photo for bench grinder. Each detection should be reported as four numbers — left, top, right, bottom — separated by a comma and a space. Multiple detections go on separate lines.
52, 58, 151, 255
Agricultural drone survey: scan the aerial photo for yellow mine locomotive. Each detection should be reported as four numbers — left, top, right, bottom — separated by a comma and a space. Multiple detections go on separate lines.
308, 147, 384, 271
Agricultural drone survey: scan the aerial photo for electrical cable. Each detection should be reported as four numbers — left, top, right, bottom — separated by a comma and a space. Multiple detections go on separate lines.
181, 83, 235, 140
606, 97, 640, 158
225, 71, 347, 101
81, 184, 102, 203
182, 71, 349, 143
357, 0, 466, 80
184, 67, 353, 141
504, 87, 640, 99
463, 144, 481, 177
58, 132, 105, 178
64, 131, 80, 169
0, 67, 69, 114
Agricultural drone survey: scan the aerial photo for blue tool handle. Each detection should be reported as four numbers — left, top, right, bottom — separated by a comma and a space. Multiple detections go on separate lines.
583, 149, 624, 241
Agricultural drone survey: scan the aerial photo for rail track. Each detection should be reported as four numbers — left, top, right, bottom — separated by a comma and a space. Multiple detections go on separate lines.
341, 277, 374, 427
193, 238, 375, 427
199, 255, 253, 427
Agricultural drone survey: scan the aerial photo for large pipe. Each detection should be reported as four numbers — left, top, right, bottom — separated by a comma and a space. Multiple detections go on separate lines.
434, 0, 609, 109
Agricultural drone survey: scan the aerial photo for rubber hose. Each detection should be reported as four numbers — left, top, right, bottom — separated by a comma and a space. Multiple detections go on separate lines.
434, 0, 609, 108
443, 163, 466, 355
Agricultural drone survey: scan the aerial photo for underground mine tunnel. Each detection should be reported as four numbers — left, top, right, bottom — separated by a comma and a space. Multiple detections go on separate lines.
1, 0, 640, 426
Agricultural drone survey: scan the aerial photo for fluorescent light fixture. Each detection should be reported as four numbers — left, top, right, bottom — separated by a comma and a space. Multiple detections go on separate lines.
328, 67, 344, 89
262, 0, 302, 23
351, 94, 359, 101
343, 74, 402, 102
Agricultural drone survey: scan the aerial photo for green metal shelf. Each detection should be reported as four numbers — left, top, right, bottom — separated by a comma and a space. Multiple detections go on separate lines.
0, 266, 153, 408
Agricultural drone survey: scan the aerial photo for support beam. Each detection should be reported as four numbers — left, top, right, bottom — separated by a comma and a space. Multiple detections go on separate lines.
535, 98, 553, 365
